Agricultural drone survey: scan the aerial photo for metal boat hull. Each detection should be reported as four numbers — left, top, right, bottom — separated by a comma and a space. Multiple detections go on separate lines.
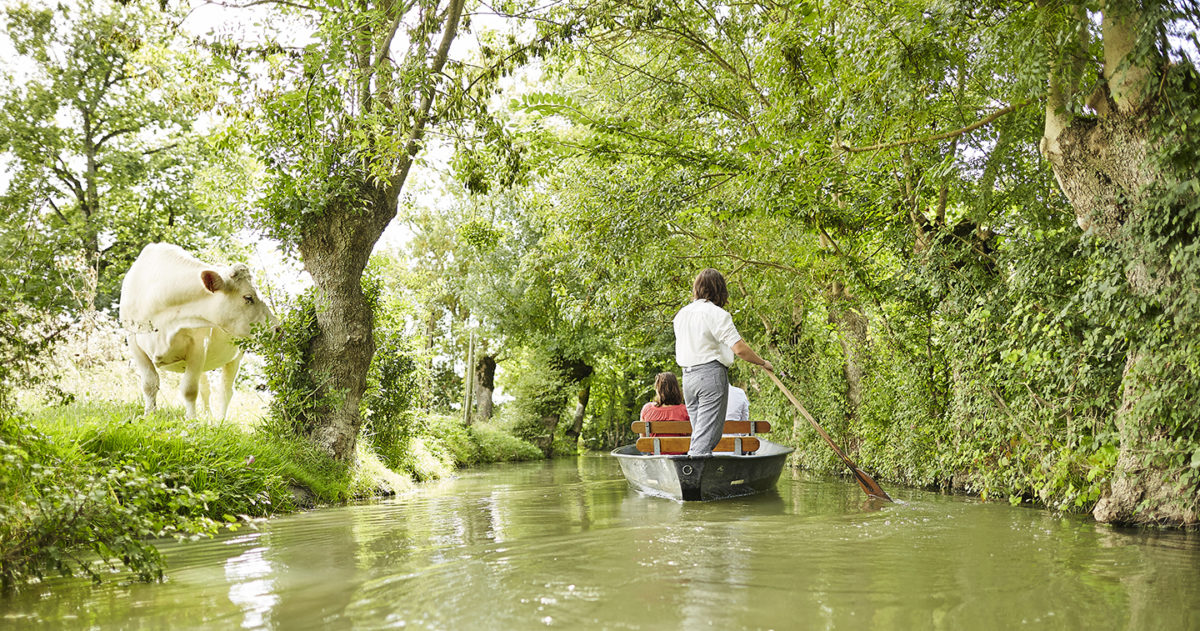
611, 439, 793, 501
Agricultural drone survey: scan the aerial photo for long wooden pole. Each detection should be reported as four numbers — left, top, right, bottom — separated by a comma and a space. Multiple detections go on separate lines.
766, 372, 893, 502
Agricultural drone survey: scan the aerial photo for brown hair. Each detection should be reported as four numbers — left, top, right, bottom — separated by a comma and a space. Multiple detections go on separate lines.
691, 268, 728, 307
653, 372, 684, 406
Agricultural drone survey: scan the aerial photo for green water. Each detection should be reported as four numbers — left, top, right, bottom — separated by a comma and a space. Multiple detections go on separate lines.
4, 455, 1199, 630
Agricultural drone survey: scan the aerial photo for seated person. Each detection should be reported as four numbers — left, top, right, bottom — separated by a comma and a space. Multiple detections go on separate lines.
640, 372, 690, 424
726, 382, 749, 422
640, 372, 690, 453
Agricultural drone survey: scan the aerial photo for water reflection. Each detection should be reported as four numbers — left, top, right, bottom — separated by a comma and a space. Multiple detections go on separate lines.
2, 456, 1199, 630
223, 535, 276, 630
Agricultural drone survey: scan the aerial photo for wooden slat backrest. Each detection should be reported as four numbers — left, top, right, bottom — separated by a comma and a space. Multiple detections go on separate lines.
630, 420, 772, 436
635, 436, 761, 455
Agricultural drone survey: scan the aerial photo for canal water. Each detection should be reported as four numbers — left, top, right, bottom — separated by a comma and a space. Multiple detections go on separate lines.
3, 455, 1199, 630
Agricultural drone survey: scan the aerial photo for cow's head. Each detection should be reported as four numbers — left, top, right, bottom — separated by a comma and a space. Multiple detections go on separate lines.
200, 264, 275, 337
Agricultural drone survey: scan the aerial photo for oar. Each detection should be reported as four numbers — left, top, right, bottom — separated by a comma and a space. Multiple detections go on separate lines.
766, 371, 893, 502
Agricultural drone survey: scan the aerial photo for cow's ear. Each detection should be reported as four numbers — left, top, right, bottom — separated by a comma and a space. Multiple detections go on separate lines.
201, 270, 224, 292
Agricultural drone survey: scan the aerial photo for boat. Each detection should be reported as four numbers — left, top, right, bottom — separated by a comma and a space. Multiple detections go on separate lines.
611, 420, 793, 501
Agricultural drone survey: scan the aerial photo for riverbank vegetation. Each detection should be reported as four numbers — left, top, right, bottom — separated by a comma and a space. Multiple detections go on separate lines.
396, 0, 1200, 528
2, 0, 1199, 589
2, 397, 540, 588
1, 314, 539, 588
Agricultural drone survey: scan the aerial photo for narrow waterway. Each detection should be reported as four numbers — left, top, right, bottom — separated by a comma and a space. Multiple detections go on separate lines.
4, 455, 1199, 630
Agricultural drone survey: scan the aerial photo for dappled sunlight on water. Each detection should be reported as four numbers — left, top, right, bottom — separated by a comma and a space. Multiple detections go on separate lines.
3, 456, 1199, 630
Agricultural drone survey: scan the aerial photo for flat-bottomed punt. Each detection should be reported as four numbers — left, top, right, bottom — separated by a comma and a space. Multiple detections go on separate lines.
611, 421, 793, 501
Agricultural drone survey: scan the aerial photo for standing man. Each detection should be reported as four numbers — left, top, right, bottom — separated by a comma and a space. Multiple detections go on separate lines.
673, 269, 773, 457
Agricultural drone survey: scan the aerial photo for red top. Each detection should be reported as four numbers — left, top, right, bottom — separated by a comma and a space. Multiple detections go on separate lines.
640, 402, 690, 422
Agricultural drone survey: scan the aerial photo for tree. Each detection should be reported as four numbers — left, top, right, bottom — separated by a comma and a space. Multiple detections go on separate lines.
0, 0, 226, 308
214, 0, 567, 461
1035, 1, 1200, 525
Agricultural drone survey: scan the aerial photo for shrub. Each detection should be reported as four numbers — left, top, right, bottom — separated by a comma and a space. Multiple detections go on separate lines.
362, 329, 423, 471
0, 413, 219, 589
472, 423, 544, 462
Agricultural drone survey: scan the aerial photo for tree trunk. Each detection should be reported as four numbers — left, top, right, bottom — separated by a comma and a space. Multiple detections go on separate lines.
535, 412, 560, 456
473, 354, 496, 421
1092, 351, 1197, 526
564, 379, 591, 446
297, 188, 396, 461
825, 281, 867, 423
1040, 4, 1197, 525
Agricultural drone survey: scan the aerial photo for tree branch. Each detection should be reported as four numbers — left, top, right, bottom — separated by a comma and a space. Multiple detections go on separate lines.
370, 0, 417, 72
838, 101, 1030, 154
389, 0, 465, 192
51, 159, 86, 203
95, 127, 138, 150
141, 142, 180, 156
204, 0, 320, 12
46, 197, 70, 224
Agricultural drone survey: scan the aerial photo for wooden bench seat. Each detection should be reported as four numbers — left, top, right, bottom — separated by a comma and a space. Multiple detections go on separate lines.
635, 436, 761, 455
630, 420, 772, 436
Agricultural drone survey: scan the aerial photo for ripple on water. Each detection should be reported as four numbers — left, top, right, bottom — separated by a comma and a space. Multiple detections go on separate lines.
4, 456, 1200, 631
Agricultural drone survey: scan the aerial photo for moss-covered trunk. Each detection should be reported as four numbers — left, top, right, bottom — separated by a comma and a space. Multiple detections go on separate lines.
1041, 4, 1198, 526
297, 188, 396, 462
474, 354, 496, 421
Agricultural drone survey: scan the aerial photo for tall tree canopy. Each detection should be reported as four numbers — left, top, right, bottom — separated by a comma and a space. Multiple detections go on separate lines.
0, 0, 230, 308
426, 0, 1199, 525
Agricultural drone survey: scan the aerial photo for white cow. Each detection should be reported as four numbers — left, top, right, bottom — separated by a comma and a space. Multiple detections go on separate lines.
119, 243, 274, 420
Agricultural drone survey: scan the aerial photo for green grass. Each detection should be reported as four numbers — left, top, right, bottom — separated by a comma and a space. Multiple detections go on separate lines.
28, 402, 354, 519
4, 401, 544, 588
25, 403, 544, 519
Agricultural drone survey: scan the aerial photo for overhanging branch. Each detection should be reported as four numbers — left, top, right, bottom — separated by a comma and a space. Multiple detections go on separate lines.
838, 101, 1030, 154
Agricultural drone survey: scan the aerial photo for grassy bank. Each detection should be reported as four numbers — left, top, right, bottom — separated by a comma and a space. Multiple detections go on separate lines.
1, 401, 541, 588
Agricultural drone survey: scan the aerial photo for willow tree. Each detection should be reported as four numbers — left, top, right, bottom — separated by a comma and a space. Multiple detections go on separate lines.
215, 0, 563, 460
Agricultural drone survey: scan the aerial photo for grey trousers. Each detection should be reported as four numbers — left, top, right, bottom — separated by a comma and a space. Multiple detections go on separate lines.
682, 360, 729, 457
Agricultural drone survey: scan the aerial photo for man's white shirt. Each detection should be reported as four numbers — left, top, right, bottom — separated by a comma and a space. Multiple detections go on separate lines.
673, 299, 742, 368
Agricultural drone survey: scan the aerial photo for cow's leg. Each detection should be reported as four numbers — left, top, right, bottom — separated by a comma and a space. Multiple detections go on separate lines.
128, 336, 159, 414
215, 356, 242, 422
198, 373, 212, 419
180, 350, 205, 420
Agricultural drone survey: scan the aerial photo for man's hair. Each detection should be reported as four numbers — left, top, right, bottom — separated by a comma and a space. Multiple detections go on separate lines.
692, 268, 728, 307
653, 372, 684, 406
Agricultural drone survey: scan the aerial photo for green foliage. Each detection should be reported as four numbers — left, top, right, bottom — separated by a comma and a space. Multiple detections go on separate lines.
470, 422, 545, 463
408, 0, 1200, 523
456, 218, 504, 252
498, 348, 571, 450
374, 413, 542, 478
0, 254, 88, 413
245, 289, 325, 439
363, 329, 424, 471
0, 0, 234, 308
0, 412, 219, 589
